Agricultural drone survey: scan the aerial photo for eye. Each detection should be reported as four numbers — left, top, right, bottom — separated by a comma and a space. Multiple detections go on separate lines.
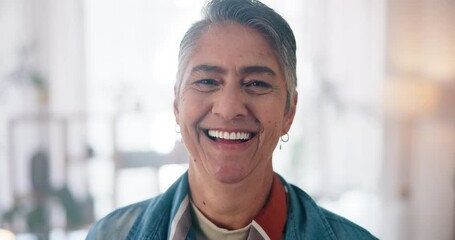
192, 78, 220, 92
244, 80, 273, 95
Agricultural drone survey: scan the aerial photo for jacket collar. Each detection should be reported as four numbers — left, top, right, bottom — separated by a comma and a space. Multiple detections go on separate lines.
168, 173, 287, 240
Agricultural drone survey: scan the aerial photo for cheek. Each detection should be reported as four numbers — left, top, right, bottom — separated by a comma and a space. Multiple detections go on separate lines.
178, 93, 210, 129
259, 106, 287, 138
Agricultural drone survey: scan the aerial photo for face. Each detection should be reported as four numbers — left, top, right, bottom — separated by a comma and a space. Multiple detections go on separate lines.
174, 22, 297, 184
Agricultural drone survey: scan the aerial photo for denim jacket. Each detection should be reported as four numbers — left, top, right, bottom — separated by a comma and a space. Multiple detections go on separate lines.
86, 172, 377, 240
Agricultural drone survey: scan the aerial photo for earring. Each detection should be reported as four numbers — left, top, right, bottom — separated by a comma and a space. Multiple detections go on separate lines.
175, 124, 181, 133
279, 133, 289, 150
281, 133, 289, 142
175, 124, 182, 142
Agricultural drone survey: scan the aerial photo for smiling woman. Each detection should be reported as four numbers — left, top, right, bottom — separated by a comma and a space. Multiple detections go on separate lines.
86, 0, 377, 239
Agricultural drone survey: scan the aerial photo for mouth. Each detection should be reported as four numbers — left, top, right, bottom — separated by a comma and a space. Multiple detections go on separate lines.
204, 129, 256, 143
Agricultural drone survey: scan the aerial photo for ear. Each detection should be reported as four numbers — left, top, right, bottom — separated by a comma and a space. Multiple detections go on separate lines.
174, 85, 180, 124
282, 91, 298, 134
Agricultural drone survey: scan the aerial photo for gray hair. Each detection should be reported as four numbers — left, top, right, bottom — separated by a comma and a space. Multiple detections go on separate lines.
176, 0, 297, 113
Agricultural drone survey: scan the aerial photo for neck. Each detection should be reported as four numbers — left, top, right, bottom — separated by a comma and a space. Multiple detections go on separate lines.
188, 165, 274, 230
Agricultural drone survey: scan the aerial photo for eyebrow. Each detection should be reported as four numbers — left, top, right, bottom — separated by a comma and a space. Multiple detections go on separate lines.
191, 64, 226, 74
190, 64, 276, 76
241, 66, 276, 76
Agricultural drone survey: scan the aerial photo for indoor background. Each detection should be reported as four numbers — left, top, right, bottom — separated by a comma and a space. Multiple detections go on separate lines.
0, 0, 454, 239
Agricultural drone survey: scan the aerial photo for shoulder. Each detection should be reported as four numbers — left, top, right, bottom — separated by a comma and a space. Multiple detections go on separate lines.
286, 183, 378, 240
86, 172, 189, 239
320, 208, 378, 240
86, 196, 162, 240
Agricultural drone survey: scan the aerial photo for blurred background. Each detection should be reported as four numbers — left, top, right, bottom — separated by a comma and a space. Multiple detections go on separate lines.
0, 0, 454, 239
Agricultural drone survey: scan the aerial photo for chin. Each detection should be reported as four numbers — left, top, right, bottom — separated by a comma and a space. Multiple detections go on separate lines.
212, 168, 249, 184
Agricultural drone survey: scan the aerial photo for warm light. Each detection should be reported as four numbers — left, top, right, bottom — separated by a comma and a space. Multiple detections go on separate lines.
383, 78, 440, 118
0, 229, 16, 240
423, 49, 455, 82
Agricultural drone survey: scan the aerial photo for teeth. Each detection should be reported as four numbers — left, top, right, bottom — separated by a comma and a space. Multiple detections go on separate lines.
208, 130, 252, 140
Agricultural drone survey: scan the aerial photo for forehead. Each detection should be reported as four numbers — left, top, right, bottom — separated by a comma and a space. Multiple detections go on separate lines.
186, 22, 281, 74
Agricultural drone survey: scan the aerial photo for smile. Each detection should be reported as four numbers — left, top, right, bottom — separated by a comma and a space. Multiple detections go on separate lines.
205, 129, 255, 142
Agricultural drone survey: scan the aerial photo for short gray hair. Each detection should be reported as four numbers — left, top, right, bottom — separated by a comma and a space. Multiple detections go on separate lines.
176, 0, 297, 113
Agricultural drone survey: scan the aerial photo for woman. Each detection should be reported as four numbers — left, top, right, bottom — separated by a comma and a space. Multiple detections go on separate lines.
87, 0, 377, 239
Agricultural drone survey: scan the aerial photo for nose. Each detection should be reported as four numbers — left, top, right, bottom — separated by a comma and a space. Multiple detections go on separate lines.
212, 85, 248, 120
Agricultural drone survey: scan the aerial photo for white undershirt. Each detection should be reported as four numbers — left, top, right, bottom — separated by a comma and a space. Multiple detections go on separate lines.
190, 200, 251, 240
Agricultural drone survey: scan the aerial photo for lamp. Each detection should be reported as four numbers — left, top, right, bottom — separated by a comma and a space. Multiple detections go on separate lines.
383, 77, 440, 119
